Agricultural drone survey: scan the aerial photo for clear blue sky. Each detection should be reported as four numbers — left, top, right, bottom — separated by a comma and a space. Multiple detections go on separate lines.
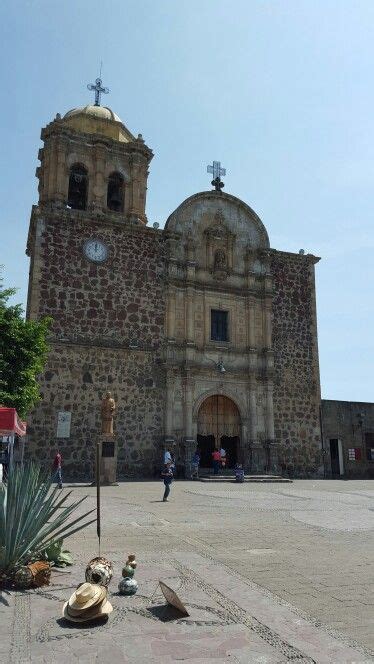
0, 1, 373, 401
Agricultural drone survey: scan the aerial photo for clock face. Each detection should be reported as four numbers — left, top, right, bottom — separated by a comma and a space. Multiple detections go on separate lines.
83, 239, 108, 263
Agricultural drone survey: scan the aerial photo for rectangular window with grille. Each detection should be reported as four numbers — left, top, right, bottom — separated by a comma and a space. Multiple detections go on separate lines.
211, 310, 229, 342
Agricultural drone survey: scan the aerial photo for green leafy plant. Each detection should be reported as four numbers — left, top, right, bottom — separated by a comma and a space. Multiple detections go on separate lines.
40, 539, 73, 567
0, 463, 95, 581
0, 276, 52, 418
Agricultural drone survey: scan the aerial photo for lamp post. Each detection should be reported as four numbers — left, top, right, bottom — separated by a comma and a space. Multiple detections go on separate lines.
206, 358, 226, 374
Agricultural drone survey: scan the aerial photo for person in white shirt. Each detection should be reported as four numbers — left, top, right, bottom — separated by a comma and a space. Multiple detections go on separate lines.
164, 449, 172, 464
163, 445, 175, 469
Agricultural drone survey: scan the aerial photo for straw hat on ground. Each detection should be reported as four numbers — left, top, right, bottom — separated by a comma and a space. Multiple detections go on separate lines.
62, 582, 113, 623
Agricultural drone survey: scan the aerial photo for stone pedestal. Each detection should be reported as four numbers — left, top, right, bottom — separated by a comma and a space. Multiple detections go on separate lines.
95, 434, 118, 486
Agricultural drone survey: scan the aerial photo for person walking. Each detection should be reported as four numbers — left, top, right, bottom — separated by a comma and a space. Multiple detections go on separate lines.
53, 450, 63, 489
161, 461, 173, 502
2, 446, 9, 483
212, 448, 221, 475
164, 444, 176, 470
235, 463, 245, 483
190, 449, 200, 480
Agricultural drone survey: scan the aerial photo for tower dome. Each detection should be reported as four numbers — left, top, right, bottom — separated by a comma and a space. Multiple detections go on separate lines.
61, 77, 135, 142
62, 103, 135, 143
64, 105, 123, 123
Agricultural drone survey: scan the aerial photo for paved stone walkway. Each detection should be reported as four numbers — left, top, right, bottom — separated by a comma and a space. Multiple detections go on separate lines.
1, 479, 373, 662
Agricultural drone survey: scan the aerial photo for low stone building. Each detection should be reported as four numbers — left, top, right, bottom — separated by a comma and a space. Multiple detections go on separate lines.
25, 87, 323, 479
321, 400, 374, 478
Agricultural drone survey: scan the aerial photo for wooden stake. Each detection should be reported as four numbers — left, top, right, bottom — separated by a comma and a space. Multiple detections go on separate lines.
96, 441, 101, 555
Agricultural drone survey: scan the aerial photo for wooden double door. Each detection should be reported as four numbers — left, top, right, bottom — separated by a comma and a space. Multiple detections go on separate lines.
197, 395, 240, 468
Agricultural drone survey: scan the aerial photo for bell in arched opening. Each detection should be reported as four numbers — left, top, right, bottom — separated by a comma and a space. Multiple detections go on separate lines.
107, 172, 124, 212
67, 164, 88, 210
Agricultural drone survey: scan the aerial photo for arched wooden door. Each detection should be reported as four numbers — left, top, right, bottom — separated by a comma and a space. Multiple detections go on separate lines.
197, 395, 240, 468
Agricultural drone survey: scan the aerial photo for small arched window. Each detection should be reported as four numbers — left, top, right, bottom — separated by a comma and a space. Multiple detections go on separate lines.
107, 172, 124, 212
68, 164, 88, 210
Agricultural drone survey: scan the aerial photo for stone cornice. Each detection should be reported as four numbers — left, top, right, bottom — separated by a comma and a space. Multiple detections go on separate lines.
46, 337, 163, 352
40, 121, 153, 162
166, 276, 272, 298
269, 248, 321, 264
28, 205, 167, 239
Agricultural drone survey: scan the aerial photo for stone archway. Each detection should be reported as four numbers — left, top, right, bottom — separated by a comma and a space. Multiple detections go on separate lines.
197, 395, 241, 468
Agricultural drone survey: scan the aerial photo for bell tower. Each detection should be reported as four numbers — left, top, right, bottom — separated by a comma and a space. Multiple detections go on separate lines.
35, 78, 153, 223
25, 81, 166, 480
27, 79, 154, 321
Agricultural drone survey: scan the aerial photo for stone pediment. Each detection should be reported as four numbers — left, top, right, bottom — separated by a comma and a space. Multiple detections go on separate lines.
165, 191, 270, 251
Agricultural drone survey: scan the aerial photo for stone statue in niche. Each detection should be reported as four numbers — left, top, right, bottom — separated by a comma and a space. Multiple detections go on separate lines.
213, 248, 229, 281
214, 249, 227, 270
185, 231, 196, 262
101, 391, 116, 434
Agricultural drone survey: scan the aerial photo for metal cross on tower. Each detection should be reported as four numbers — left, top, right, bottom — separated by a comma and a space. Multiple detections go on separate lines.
87, 77, 109, 106
207, 161, 226, 192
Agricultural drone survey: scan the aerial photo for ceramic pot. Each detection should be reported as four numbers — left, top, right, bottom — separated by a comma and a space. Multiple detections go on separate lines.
118, 577, 138, 595
28, 561, 51, 587
14, 566, 33, 589
126, 554, 137, 569
122, 564, 135, 578
85, 556, 113, 587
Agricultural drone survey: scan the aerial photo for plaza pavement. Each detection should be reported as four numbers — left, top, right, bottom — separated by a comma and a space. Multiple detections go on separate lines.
1, 479, 374, 663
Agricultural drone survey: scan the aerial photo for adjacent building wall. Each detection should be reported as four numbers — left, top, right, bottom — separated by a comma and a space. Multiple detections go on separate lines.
321, 400, 374, 478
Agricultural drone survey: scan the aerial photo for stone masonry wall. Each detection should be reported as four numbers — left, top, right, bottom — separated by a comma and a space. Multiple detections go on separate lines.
26, 212, 167, 478
271, 251, 322, 477
27, 344, 165, 479
32, 212, 166, 346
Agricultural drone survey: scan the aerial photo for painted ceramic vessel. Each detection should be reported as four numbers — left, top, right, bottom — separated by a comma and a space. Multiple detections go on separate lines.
118, 577, 138, 595
126, 554, 137, 569
14, 566, 33, 589
85, 556, 113, 587
28, 561, 51, 587
122, 564, 135, 578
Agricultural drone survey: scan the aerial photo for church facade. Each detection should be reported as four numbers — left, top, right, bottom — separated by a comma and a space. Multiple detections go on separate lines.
26, 92, 323, 479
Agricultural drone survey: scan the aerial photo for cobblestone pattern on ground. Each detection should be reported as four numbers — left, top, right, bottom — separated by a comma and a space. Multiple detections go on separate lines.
1, 480, 373, 663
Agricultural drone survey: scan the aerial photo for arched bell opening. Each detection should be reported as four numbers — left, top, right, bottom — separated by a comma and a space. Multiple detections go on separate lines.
197, 394, 240, 469
67, 164, 88, 210
107, 172, 124, 212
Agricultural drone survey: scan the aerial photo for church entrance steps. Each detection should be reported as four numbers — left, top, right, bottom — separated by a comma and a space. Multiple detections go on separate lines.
199, 474, 292, 483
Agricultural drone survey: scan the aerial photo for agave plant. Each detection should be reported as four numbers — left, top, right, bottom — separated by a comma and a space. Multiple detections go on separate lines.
40, 539, 73, 567
0, 463, 95, 580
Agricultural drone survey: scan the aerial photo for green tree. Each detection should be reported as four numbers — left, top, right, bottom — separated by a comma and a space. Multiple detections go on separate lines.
0, 280, 51, 418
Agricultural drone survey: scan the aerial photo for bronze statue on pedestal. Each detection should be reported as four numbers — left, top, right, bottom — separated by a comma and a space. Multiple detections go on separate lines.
100, 391, 116, 435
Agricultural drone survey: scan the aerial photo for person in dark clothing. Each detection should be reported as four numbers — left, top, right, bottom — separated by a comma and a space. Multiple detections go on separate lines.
52, 450, 63, 489
1, 446, 9, 482
212, 449, 221, 475
190, 449, 200, 479
235, 463, 245, 483
161, 462, 173, 502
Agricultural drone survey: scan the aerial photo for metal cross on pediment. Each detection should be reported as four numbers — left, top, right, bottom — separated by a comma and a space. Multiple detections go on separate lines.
207, 161, 226, 192
87, 77, 109, 106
